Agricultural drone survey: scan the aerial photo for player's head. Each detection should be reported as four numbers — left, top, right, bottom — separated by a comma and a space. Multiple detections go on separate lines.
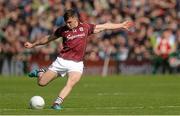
64, 9, 79, 29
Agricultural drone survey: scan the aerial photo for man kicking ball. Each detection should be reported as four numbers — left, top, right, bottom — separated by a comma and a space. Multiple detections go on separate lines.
24, 9, 134, 110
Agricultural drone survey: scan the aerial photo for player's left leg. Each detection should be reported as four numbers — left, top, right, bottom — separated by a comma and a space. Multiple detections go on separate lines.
52, 71, 82, 110
28, 68, 48, 78
28, 68, 58, 86
38, 69, 58, 86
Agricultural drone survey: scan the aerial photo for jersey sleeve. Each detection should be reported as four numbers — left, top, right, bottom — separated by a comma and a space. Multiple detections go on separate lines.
86, 23, 95, 35
54, 27, 63, 37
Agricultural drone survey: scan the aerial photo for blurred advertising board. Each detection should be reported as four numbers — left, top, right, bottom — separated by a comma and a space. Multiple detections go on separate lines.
118, 60, 152, 74
28, 56, 153, 75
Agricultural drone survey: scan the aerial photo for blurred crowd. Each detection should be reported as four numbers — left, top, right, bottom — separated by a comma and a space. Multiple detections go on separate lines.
0, 0, 180, 73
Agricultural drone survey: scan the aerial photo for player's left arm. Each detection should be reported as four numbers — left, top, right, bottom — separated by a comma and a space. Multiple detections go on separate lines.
93, 21, 134, 34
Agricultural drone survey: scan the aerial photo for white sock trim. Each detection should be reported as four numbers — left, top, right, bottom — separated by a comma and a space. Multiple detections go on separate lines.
54, 97, 63, 105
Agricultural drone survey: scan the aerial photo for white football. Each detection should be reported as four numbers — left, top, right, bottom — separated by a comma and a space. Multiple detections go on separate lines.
30, 96, 45, 109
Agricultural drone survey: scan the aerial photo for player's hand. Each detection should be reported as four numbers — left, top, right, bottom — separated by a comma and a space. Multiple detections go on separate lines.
121, 21, 135, 31
24, 42, 34, 48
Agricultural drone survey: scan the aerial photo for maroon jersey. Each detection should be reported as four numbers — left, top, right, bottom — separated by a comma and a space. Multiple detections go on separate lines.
54, 22, 95, 61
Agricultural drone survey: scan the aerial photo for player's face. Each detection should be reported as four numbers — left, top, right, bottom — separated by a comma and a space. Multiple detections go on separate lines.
65, 17, 78, 29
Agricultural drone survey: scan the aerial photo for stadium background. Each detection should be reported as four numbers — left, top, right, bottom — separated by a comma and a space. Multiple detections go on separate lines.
0, 0, 180, 75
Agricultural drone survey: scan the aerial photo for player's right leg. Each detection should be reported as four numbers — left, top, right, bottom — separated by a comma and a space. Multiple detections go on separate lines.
51, 58, 84, 110
51, 71, 82, 110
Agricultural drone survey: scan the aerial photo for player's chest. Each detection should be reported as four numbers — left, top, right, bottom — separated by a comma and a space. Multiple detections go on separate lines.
62, 27, 87, 41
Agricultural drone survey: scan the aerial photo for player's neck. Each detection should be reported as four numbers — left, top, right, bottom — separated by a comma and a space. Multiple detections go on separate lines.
67, 21, 79, 30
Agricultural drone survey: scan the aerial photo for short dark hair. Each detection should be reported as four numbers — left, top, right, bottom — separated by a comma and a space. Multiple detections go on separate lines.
63, 9, 78, 21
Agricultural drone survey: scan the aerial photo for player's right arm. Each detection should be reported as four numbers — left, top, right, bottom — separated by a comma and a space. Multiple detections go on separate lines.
24, 34, 59, 48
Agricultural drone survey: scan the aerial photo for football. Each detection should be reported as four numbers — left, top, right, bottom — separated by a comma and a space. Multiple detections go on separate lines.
29, 96, 45, 109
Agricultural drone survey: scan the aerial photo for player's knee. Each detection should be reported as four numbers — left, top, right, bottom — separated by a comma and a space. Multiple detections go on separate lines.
38, 80, 47, 87
66, 80, 78, 88
66, 83, 74, 88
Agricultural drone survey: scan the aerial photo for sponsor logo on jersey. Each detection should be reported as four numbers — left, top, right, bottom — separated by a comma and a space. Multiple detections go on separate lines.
79, 27, 84, 31
67, 33, 85, 40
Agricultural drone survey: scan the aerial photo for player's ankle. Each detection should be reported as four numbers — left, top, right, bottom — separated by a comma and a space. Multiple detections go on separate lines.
37, 68, 46, 77
54, 97, 64, 105
38, 72, 44, 77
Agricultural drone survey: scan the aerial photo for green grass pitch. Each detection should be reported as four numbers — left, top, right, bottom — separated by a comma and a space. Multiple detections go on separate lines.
0, 74, 180, 115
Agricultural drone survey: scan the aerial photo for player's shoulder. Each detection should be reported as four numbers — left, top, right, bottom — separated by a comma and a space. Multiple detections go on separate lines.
80, 22, 95, 30
57, 25, 68, 30
79, 22, 91, 27
54, 25, 69, 37
55, 25, 68, 32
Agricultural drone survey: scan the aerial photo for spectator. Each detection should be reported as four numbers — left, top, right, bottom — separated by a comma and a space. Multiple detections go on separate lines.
152, 29, 176, 74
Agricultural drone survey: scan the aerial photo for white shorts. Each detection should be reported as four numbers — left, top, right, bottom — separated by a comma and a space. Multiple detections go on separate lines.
48, 57, 84, 77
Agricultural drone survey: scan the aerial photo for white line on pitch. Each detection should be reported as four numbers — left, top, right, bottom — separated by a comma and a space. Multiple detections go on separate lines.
1, 105, 180, 111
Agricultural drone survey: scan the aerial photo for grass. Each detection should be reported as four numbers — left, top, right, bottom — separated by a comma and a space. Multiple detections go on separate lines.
0, 74, 180, 115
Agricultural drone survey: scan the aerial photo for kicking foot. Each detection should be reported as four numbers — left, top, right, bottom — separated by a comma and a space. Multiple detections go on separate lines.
28, 68, 46, 78
28, 69, 39, 78
51, 103, 62, 110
